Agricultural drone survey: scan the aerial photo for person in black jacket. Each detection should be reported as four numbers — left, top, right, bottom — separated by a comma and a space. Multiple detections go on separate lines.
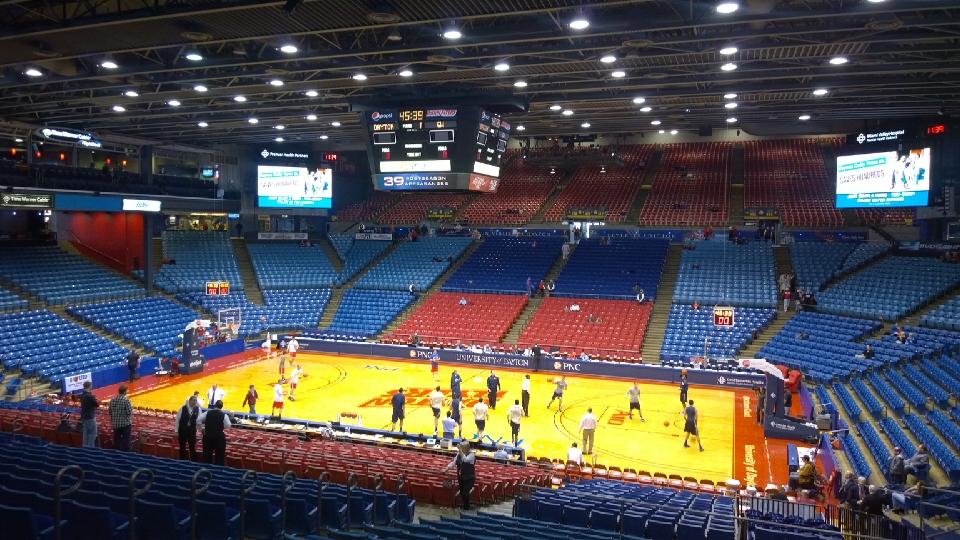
199, 400, 231, 465
176, 395, 200, 461
126, 352, 140, 382
80, 381, 99, 448
838, 472, 860, 507
445, 442, 477, 510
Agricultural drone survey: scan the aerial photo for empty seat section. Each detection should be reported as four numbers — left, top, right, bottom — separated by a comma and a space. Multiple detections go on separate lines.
178, 289, 330, 335
639, 142, 730, 226
836, 242, 891, 275
0, 245, 143, 304
385, 292, 526, 346
921, 295, 960, 331
518, 297, 651, 361
334, 191, 400, 222
328, 234, 354, 260
0, 285, 27, 312
817, 256, 960, 320
153, 231, 241, 294
247, 242, 339, 288
743, 138, 843, 227
376, 193, 471, 225
67, 297, 199, 358
354, 237, 473, 291
660, 305, 775, 362
338, 238, 393, 282
789, 242, 857, 292
554, 238, 669, 300
458, 160, 556, 224
673, 240, 776, 308
443, 236, 563, 293
320, 289, 414, 340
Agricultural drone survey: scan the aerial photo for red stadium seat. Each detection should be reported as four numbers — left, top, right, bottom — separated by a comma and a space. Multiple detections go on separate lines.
386, 292, 527, 346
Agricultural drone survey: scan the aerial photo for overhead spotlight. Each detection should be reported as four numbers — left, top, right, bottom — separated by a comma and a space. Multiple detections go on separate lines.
269, 79, 284, 86
197, 121, 209, 128
581, 122, 591, 128
562, 109, 574, 116
275, 125, 285, 130
651, 120, 662, 126
516, 125, 526, 131
725, 102, 738, 109
514, 80, 528, 87
331, 121, 341, 127
715, 2, 739, 14
398, 69, 414, 77
112, 105, 126, 112
234, 95, 247, 102
632, 97, 646, 104
798, 114, 811, 121
658, 129, 666, 134
306, 114, 318, 121
568, 18, 590, 30
248, 117, 259, 124
726, 117, 737, 123
719, 46, 738, 55
185, 52, 203, 62
124, 90, 139, 97
386, 30, 402, 42
813, 88, 829, 96
829, 56, 848, 65
24, 68, 43, 77
600, 55, 617, 64
352, 73, 367, 81
549, 105, 562, 111
443, 28, 462, 40
305, 90, 319, 97
275, 137, 284, 142
320, 135, 329, 140
168, 100, 181, 107
640, 106, 652, 112
721, 62, 738, 71
670, 129, 678, 135
611, 70, 626, 78
724, 93, 737, 99
867, 0, 885, 3
100, 60, 119, 69
14, 138, 23, 143
193, 84, 208, 92
494, 62, 510, 71
279, 44, 299, 54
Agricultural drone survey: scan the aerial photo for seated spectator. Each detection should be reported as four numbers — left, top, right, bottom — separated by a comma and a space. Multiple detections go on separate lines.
493, 445, 510, 462
857, 344, 875, 360
891, 481, 924, 514
579, 352, 590, 361
469, 343, 483, 353
523, 348, 533, 357
483, 344, 493, 354
802, 291, 817, 307
905, 445, 930, 478
410, 333, 421, 347
458, 297, 468, 306
568, 303, 581, 312
692, 301, 701, 311
797, 455, 818, 491
704, 226, 713, 240
895, 325, 907, 344
567, 442, 582, 465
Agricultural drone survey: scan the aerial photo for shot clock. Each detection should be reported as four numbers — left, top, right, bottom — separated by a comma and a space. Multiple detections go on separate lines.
713, 306, 735, 327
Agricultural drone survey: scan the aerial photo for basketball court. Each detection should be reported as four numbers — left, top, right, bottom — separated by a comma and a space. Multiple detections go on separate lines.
127, 351, 776, 485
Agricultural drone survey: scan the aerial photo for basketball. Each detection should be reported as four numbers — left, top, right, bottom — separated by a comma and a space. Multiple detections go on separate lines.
663, 420, 670, 427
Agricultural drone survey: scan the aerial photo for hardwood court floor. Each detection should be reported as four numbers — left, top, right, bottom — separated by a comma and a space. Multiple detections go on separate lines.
130, 352, 771, 484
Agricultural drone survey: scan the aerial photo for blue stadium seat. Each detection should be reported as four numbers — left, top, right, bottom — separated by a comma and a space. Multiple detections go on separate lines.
443, 236, 563, 294
0, 245, 143, 304
554, 238, 669, 300
673, 240, 776, 308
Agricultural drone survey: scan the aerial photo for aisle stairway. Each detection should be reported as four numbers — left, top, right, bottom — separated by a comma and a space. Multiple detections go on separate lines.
530, 169, 574, 223
640, 244, 683, 363
317, 235, 344, 273
626, 148, 663, 222
230, 238, 263, 305
502, 244, 574, 344
317, 242, 401, 329
739, 245, 798, 358
150, 237, 163, 275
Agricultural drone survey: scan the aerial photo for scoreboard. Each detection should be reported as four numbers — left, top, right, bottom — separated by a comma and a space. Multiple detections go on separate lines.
365, 106, 511, 192
713, 306, 735, 327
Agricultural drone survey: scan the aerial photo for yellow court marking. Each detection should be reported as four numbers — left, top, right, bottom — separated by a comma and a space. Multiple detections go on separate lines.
131, 353, 736, 480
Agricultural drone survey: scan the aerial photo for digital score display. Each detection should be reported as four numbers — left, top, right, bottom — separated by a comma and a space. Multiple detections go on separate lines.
713, 306, 735, 327
366, 108, 459, 173
927, 124, 946, 136
474, 109, 511, 177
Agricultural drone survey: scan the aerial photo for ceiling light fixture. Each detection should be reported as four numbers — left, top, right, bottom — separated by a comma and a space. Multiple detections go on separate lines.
516, 125, 526, 131
442, 28, 462, 40
320, 135, 329, 140
798, 114, 811, 121
234, 95, 247, 102
724, 93, 737, 99
611, 70, 626, 78
494, 62, 510, 71
632, 97, 646, 104
306, 114, 317, 121
600, 55, 617, 64
398, 69, 414, 77
124, 90, 139, 97
568, 18, 590, 30
721, 62, 738, 71
514, 80, 528, 87
550, 105, 562, 111
14, 138, 23, 143
670, 129, 678, 135
331, 121, 341, 127
100, 60, 119, 69
581, 122, 591, 128
813, 88, 829, 96
24, 68, 43, 77
274, 125, 285, 130
658, 129, 666, 134
269, 79, 284, 86
829, 56, 848, 65
651, 120, 662, 126
726, 117, 737, 123
719, 46, 738, 55
715, 2, 739, 14
185, 52, 203, 62
352, 73, 367, 81
193, 84, 208, 92
112, 105, 126, 112
168, 99, 181, 107
248, 117, 258, 124
197, 121, 209, 128
275, 137, 284, 142
562, 109, 574, 116
640, 106, 652, 113
280, 44, 299, 54
305, 90, 319, 97
725, 102, 738, 109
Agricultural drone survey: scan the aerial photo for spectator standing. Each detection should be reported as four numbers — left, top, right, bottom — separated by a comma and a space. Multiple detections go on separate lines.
532, 343, 542, 372
782, 289, 792, 313
486, 371, 501, 409
567, 442, 583, 465
839, 472, 860, 506
126, 352, 140, 382
242, 384, 258, 415
579, 408, 597, 454
889, 447, 906, 485
206, 384, 225, 408
175, 395, 200, 460
445, 442, 477, 510
450, 369, 462, 401
199, 400, 231, 465
473, 398, 488, 438
507, 399, 524, 446
391, 388, 406, 431
108, 384, 133, 451
521, 374, 531, 417
80, 381, 99, 448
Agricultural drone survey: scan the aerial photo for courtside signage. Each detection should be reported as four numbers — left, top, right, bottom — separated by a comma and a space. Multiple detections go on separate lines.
0, 192, 52, 209
37, 127, 102, 148
122, 198, 161, 212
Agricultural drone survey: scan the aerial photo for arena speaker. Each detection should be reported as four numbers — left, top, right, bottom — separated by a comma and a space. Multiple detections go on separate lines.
698, 125, 713, 137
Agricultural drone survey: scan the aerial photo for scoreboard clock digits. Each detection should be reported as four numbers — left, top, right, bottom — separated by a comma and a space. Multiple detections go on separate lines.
712, 306, 735, 327
399, 110, 424, 122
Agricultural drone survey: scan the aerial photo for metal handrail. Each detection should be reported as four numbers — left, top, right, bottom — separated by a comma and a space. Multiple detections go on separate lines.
54, 465, 84, 540
239, 470, 257, 540
128, 468, 154, 540
190, 469, 212, 540
280, 471, 296, 534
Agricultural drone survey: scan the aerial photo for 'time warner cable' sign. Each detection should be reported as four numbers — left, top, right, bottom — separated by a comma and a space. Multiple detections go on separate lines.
37, 127, 102, 148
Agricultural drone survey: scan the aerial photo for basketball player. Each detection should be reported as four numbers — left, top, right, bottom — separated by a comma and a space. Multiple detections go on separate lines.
428, 386, 445, 435
287, 335, 299, 364
288, 364, 304, 401
683, 399, 703, 451
627, 382, 645, 421
429, 348, 440, 382
277, 337, 287, 384
271, 381, 284, 419
547, 375, 568, 410
391, 388, 405, 432
261, 336, 272, 360
473, 397, 488, 439
679, 373, 689, 411
507, 399, 524, 446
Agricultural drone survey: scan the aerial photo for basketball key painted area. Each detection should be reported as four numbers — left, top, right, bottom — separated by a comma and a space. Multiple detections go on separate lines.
129, 352, 774, 485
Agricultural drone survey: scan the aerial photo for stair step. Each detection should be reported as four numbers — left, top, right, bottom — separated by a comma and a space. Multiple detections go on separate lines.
639, 243, 684, 363
230, 239, 265, 306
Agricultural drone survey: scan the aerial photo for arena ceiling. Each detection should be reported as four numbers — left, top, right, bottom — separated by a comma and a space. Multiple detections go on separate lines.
0, 0, 958, 147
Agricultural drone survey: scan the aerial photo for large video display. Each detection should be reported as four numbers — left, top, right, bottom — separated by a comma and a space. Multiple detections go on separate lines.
257, 165, 333, 209
835, 147, 931, 208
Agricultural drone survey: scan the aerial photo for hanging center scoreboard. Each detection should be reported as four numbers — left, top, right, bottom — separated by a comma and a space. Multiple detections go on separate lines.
366, 107, 510, 192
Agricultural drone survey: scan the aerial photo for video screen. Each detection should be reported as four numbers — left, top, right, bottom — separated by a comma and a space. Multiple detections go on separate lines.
835, 147, 931, 208
257, 165, 333, 209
